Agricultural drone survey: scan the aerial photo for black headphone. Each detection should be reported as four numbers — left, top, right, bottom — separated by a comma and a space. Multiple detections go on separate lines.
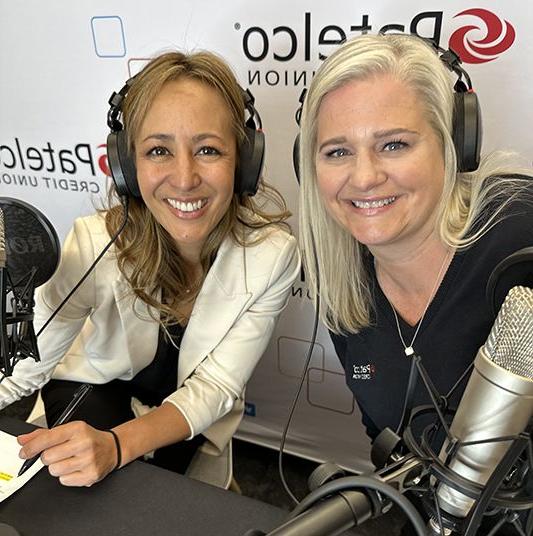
438, 47, 482, 173
293, 44, 482, 181
106, 77, 265, 198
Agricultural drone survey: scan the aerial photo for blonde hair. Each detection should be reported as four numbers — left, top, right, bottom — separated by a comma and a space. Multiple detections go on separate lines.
298, 33, 532, 334
105, 50, 290, 324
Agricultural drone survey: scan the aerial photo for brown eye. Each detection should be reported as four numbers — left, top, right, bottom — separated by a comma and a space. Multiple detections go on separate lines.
197, 146, 221, 156
147, 146, 170, 157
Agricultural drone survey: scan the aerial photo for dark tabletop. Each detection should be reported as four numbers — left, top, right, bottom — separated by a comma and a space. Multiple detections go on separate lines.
0, 417, 288, 536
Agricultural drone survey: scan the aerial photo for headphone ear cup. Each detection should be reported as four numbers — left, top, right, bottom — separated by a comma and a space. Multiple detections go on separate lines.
453, 91, 482, 172
106, 129, 140, 197
235, 126, 265, 196
293, 134, 301, 184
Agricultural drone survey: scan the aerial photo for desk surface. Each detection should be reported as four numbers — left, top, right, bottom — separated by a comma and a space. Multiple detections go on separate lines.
0, 417, 287, 536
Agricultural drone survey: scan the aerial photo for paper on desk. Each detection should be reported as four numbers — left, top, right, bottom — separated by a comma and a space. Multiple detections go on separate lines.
0, 430, 44, 502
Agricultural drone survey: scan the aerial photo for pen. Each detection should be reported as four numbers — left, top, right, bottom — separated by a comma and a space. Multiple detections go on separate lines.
17, 383, 93, 477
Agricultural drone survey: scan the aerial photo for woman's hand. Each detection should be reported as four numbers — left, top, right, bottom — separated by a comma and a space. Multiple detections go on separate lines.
17, 421, 119, 487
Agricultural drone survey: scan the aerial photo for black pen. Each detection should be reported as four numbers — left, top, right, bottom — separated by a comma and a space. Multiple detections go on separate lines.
17, 383, 93, 477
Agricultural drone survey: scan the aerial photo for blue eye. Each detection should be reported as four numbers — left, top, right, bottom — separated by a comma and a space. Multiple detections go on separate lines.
326, 148, 350, 158
383, 140, 407, 152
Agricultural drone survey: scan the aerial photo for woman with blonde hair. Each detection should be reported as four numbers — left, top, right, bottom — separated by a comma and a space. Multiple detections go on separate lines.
298, 32, 533, 535
1, 50, 300, 486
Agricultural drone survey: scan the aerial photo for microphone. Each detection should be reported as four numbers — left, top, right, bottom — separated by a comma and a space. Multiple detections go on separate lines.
0, 197, 60, 377
429, 285, 533, 532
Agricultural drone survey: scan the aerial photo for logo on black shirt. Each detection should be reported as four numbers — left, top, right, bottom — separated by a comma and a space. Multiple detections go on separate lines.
352, 363, 376, 381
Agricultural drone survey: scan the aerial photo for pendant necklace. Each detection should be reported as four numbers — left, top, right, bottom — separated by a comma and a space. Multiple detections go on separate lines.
381, 250, 452, 357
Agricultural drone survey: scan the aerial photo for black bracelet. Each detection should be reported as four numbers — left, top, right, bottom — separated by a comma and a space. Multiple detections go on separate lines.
107, 429, 122, 471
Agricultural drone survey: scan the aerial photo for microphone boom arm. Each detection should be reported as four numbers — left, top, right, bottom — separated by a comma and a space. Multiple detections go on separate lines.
263, 457, 427, 536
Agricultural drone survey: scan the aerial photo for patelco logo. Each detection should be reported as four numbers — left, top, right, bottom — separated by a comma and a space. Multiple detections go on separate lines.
0, 138, 109, 194
236, 8, 517, 87
449, 8, 516, 64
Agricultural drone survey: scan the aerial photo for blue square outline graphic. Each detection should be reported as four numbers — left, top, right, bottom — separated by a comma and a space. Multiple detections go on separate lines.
91, 15, 126, 58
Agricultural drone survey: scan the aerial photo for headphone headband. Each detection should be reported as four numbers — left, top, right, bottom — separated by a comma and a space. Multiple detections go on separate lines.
107, 76, 137, 132
106, 75, 265, 198
293, 41, 482, 180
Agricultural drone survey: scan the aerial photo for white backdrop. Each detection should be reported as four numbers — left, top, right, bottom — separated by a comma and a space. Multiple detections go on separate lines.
1, 0, 532, 473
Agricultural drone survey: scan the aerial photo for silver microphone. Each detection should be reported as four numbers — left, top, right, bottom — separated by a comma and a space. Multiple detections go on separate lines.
434, 285, 533, 520
0, 208, 6, 268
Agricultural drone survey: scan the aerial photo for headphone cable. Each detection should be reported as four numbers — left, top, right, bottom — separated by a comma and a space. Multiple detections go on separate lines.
36, 195, 129, 337
278, 241, 320, 506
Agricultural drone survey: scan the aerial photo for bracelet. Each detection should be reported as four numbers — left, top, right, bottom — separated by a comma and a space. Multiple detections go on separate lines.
107, 429, 122, 471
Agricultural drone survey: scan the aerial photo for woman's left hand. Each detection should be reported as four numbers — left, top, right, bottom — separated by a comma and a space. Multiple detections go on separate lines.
17, 421, 118, 487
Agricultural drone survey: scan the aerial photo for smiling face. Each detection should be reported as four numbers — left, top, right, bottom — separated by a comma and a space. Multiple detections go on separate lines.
135, 77, 237, 263
315, 74, 445, 259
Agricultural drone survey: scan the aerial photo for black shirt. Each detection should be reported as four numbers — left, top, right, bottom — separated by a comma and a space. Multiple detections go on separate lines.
128, 323, 185, 407
330, 193, 533, 441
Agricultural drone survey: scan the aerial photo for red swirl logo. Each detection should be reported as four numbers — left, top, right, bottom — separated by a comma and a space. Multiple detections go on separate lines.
449, 8, 516, 64
97, 143, 111, 176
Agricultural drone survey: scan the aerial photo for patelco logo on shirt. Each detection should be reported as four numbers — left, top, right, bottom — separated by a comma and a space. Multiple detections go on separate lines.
352, 363, 376, 381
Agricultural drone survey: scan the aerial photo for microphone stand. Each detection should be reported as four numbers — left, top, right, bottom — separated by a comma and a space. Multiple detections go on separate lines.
0, 266, 39, 378
462, 430, 532, 536
246, 455, 426, 536
0, 270, 33, 536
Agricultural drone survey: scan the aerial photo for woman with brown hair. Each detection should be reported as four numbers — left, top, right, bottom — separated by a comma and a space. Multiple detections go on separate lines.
1, 50, 300, 487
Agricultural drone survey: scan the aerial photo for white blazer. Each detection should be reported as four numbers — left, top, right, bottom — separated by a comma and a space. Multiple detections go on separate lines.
0, 213, 300, 453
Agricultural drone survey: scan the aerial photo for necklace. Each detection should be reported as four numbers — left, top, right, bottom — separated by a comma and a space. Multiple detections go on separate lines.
161, 322, 183, 351
379, 250, 452, 357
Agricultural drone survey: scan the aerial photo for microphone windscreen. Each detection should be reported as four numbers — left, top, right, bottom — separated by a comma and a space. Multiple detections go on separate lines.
0, 197, 60, 288
485, 285, 533, 378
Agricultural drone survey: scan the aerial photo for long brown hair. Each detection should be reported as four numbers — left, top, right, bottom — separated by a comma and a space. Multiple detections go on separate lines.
105, 50, 290, 324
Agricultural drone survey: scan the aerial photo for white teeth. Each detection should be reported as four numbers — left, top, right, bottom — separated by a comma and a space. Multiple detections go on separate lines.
167, 198, 207, 212
352, 196, 396, 209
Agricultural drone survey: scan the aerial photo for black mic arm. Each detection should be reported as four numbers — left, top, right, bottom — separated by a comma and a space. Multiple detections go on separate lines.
259, 455, 426, 536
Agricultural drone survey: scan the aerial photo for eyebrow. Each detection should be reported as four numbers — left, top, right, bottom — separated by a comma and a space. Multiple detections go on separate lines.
373, 128, 419, 139
140, 132, 226, 143
317, 128, 419, 152
193, 132, 226, 143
